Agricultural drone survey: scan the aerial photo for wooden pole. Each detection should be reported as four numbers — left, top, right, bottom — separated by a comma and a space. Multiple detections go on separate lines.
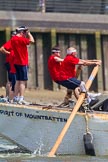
95, 32, 103, 91
48, 65, 99, 157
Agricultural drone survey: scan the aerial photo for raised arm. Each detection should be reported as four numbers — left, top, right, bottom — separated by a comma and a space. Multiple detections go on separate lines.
26, 31, 35, 43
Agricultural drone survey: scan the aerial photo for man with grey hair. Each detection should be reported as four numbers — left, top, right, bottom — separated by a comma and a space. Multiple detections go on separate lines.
49, 47, 101, 107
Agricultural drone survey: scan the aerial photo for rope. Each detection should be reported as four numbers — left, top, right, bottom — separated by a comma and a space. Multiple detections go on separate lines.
85, 113, 89, 133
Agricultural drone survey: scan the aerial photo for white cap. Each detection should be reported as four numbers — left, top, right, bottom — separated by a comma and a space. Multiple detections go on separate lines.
16, 26, 28, 32
67, 47, 76, 54
52, 46, 61, 53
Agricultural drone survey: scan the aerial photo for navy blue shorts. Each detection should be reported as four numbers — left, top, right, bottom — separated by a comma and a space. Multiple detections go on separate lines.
14, 65, 28, 81
56, 78, 81, 90
8, 73, 16, 91
5, 62, 10, 81
5, 62, 10, 72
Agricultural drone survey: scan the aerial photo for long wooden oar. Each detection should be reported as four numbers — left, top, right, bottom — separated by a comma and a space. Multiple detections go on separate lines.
48, 65, 99, 157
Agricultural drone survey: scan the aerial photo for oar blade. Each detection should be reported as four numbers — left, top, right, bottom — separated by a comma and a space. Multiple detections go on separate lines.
83, 132, 96, 156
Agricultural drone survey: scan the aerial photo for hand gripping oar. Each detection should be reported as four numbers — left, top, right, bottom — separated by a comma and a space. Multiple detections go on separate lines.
48, 65, 99, 157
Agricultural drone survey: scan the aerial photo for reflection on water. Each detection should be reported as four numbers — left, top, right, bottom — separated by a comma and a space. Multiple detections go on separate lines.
0, 135, 107, 162
0, 136, 18, 153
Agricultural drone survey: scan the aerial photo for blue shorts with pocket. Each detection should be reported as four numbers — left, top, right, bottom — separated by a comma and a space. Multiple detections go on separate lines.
56, 78, 81, 90
14, 65, 28, 81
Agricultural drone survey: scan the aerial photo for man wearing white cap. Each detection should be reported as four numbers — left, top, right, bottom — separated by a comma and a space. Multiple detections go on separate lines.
55, 47, 101, 106
48, 46, 63, 82
11, 26, 34, 105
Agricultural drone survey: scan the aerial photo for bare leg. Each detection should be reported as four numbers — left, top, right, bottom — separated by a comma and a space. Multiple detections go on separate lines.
74, 87, 80, 99
14, 80, 20, 97
63, 89, 72, 104
5, 81, 11, 97
9, 90, 14, 100
19, 81, 26, 97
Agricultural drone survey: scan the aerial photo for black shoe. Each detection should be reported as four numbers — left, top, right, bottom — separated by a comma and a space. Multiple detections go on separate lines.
58, 102, 69, 108
78, 106, 85, 112
68, 100, 75, 107
89, 99, 99, 107
0, 95, 4, 98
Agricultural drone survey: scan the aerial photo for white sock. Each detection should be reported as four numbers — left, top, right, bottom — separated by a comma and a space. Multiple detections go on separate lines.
19, 96, 24, 101
87, 97, 92, 103
80, 81, 87, 93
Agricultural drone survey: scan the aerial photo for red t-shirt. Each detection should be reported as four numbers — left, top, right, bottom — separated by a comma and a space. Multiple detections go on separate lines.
60, 54, 79, 80
3, 40, 11, 63
48, 54, 61, 81
11, 35, 30, 65
3, 40, 16, 73
9, 51, 16, 73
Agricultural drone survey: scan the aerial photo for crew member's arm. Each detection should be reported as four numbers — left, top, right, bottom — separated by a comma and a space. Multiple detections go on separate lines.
0, 46, 10, 55
54, 56, 64, 62
78, 59, 101, 66
26, 31, 35, 43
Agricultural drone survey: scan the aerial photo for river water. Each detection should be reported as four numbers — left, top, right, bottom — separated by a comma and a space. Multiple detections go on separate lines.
0, 136, 107, 162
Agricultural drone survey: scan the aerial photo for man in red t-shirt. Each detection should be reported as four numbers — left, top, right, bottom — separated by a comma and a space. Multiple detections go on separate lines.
0, 31, 16, 102
48, 46, 63, 82
11, 26, 34, 104
49, 47, 101, 106
48, 46, 82, 106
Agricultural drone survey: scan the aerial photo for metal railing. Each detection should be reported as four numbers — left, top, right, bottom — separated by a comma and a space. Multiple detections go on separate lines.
0, 0, 108, 14
45, 0, 108, 14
